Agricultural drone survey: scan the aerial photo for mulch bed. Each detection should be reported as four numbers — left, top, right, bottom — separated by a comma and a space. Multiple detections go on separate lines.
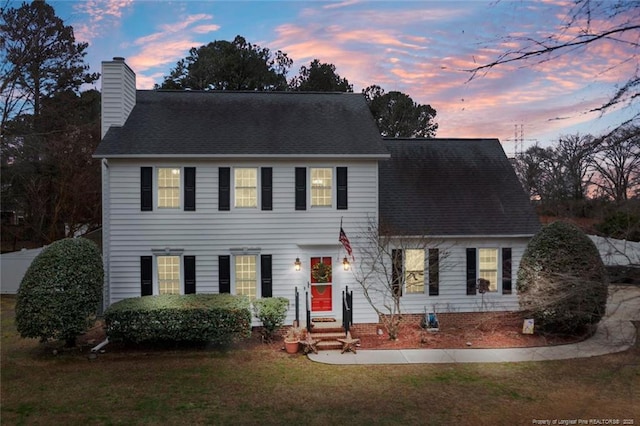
76, 316, 586, 353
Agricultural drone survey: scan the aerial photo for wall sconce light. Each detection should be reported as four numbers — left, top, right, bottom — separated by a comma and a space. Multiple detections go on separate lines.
294, 257, 301, 271
342, 257, 350, 271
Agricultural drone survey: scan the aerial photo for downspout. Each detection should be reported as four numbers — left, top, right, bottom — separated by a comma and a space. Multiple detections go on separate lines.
91, 337, 110, 353
101, 158, 110, 313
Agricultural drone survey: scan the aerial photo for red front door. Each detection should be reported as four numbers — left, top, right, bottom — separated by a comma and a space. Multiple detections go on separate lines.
310, 257, 332, 312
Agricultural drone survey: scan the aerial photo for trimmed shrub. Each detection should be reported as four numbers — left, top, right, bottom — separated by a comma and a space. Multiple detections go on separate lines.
104, 294, 251, 344
15, 238, 104, 346
252, 297, 289, 342
517, 221, 609, 335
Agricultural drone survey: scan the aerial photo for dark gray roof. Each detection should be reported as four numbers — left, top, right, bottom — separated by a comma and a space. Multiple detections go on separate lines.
95, 90, 388, 158
379, 138, 540, 236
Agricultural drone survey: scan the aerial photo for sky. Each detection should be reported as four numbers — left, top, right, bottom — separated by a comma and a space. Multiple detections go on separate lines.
47, 0, 638, 155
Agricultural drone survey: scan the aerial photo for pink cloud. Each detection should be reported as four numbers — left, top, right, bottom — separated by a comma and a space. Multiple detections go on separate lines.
72, 0, 133, 42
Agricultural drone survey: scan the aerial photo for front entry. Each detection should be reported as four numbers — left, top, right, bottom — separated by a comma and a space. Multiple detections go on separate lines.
310, 257, 332, 312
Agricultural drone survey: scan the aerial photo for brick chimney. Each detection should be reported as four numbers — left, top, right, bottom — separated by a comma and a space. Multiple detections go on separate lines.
101, 57, 136, 139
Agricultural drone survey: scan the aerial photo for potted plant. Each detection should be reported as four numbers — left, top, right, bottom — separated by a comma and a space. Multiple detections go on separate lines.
283, 323, 303, 354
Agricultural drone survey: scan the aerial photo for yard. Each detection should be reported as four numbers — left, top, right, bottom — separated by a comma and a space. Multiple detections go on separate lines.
1, 295, 638, 425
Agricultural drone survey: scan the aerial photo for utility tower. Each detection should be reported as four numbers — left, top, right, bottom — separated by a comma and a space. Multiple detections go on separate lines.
505, 123, 536, 158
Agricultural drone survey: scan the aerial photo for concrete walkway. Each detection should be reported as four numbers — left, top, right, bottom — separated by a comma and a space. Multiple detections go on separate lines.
308, 285, 639, 365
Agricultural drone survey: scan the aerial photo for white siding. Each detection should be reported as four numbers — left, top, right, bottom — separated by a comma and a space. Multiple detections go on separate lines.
101, 59, 136, 139
105, 158, 533, 324
105, 159, 380, 324
392, 237, 529, 316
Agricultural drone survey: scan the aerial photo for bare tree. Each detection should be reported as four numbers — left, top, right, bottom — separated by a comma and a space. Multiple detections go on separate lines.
468, 1, 639, 125
514, 134, 595, 208
591, 124, 640, 203
351, 218, 448, 340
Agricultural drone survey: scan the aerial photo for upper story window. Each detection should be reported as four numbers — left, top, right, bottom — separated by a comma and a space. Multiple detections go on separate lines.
311, 168, 332, 207
158, 168, 181, 208
141, 167, 195, 212
234, 168, 257, 208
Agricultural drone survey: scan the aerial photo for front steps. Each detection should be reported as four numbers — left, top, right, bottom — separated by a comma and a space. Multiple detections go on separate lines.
308, 321, 347, 351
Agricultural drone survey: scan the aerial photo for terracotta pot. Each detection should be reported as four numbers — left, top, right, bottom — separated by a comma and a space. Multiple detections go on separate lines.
284, 339, 300, 354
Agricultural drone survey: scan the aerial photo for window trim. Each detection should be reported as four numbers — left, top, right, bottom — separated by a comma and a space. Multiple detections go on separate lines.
157, 255, 182, 295
404, 249, 425, 295
467, 247, 513, 295
478, 248, 499, 293
233, 167, 258, 209
233, 254, 259, 299
156, 167, 182, 210
310, 167, 333, 208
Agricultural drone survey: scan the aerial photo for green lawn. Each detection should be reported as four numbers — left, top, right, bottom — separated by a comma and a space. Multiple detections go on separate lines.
2, 295, 639, 425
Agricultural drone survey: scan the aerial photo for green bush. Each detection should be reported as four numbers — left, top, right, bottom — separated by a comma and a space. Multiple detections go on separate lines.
15, 238, 104, 345
595, 211, 640, 242
104, 294, 251, 344
517, 221, 609, 335
252, 297, 289, 342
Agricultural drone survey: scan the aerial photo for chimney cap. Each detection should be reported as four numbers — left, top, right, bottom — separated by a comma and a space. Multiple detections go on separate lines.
113, 57, 125, 62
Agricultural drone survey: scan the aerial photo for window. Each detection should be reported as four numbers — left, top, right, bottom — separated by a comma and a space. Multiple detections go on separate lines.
158, 168, 180, 208
404, 249, 425, 294
158, 256, 180, 294
479, 248, 498, 292
235, 255, 257, 298
311, 168, 332, 207
234, 168, 257, 208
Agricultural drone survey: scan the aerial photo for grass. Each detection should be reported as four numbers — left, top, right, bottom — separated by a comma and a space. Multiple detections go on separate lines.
1, 295, 639, 425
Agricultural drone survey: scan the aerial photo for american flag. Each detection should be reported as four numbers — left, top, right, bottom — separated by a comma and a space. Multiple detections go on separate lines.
339, 227, 354, 261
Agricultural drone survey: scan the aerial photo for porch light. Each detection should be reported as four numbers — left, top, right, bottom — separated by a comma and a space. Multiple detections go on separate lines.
294, 257, 301, 271
342, 257, 350, 271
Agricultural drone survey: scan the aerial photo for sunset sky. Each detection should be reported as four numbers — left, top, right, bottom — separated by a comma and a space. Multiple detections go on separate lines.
48, 0, 638, 154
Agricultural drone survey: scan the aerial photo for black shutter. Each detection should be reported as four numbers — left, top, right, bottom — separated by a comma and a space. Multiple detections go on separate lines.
184, 256, 196, 294
219, 167, 230, 211
184, 167, 196, 211
428, 248, 439, 296
261, 167, 272, 211
261, 255, 272, 297
337, 167, 348, 210
392, 249, 403, 297
295, 167, 306, 210
219, 255, 230, 293
141, 167, 153, 211
466, 248, 477, 295
141, 256, 153, 296
502, 248, 512, 295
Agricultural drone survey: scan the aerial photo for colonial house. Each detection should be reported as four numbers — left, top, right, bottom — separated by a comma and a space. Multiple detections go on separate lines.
94, 57, 540, 328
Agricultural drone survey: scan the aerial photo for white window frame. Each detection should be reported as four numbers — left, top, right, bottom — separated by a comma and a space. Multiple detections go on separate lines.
157, 167, 182, 209
233, 254, 258, 299
478, 248, 499, 292
404, 249, 425, 294
310, 167, 333, 207
234, 167, 258, 208
151, 249, 184, 295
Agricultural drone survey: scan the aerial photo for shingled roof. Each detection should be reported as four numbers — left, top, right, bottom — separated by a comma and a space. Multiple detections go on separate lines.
379, 138, 540, 236
94, 90, 389, 158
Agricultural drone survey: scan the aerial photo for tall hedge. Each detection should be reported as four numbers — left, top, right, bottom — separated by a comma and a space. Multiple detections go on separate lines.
104, 294, 252, 344
15, 238, 104, 345
517, 221, 608, 335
